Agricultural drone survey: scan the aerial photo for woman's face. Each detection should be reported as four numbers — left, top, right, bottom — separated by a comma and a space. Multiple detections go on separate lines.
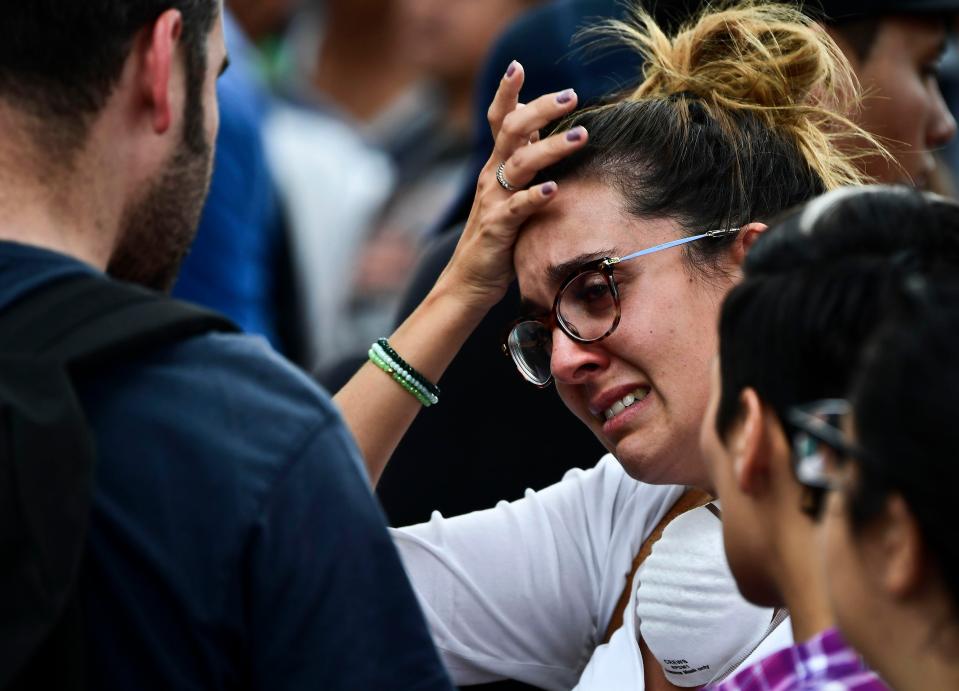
834, 17, 957, 188
699, 360, 777, 604
821, 455, 888, 666
513, 181, 737, 487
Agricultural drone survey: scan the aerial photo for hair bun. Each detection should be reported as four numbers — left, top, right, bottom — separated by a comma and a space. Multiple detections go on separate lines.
641, 3, 841, 106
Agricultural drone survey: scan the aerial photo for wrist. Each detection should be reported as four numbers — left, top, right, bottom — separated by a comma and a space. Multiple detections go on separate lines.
430, 271, 506, 321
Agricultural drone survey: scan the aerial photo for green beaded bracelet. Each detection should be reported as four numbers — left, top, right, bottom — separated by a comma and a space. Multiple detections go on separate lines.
371, 343, 439, 405
368, 348, 433, 407
376, 338, 441, 399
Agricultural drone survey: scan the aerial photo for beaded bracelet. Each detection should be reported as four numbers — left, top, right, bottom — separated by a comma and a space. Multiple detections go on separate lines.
370, 342, 439, 405
368, 348, 434, 407
376, 338, 441, 399
368, 339, 441, 407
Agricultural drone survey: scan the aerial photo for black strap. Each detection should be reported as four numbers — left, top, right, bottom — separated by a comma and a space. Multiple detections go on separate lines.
0, 272, 237, 691
0, 273, 238, 367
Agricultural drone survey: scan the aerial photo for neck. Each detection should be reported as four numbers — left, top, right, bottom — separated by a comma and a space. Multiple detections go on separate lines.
0, 164, 114, 272
0, 105, 125, 269
888, 654, 959, 691
313, 2, 417, 122
773, 518, 835, 643
872, 606, 959, 691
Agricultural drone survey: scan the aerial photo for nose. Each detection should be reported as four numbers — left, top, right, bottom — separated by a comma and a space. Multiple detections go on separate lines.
549, 326, 610, 385
927, 82, 957, 150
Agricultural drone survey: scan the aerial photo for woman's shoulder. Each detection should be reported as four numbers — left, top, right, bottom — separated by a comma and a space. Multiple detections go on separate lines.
557, 453, 684, 521
544, 454, 687, 573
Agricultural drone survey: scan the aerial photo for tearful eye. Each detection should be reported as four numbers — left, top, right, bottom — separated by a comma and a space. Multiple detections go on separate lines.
557, 269, 619, 341
568, 272, 614, 312
577, 280, 610, 303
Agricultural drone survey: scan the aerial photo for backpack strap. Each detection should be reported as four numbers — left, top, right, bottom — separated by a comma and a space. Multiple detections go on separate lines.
0, 272, 238, 365
0, 273, 237, 690
602, 488, 713, 644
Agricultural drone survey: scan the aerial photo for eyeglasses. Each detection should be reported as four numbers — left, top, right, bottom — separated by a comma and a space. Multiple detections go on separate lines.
786, 399, 868, 518
502, 228, 738, 387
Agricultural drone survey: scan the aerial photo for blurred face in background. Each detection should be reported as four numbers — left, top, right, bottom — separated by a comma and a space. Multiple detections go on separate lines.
399, 0, 538, 85
227, 0, 301, 41
832, 15, 957, 188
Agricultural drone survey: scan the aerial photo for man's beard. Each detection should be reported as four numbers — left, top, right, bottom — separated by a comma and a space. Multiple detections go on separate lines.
107, 96, 213, 293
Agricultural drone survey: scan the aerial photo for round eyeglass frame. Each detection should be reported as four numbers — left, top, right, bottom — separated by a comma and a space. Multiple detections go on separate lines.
503, 258, 621, 388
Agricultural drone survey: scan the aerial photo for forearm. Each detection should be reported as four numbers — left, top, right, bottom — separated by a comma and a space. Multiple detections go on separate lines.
334, 64, 584, 487
333, 278, 490, 486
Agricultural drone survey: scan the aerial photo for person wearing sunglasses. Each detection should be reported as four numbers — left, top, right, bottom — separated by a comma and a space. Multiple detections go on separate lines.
699, 184, 959, 690
332, 3, 888, 689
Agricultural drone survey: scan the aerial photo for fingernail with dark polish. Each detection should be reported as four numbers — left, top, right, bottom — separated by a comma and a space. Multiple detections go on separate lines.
506, 61, 518, 78
566, 127, 585, 142
542, 182, 557, 196
556, 89, 575, 104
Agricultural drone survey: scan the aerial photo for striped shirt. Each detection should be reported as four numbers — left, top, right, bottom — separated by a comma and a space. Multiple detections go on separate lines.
708, 627, 889, 691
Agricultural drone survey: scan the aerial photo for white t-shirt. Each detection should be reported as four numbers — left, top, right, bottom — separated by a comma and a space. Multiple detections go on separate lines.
393, 454, 792, 690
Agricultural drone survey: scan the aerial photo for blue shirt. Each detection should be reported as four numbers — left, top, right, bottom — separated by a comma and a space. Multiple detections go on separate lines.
0, 242, 452, 691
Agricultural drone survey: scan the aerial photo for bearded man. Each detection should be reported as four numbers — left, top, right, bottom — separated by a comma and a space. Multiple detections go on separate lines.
0, 3, 452, 690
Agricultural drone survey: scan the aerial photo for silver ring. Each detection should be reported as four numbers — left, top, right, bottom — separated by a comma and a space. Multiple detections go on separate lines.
496, 162, 520, 192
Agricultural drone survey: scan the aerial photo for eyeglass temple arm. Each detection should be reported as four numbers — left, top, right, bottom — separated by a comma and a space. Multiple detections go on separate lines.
607, 228, 738, 266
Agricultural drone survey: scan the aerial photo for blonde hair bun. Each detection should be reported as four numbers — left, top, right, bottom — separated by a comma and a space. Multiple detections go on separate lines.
587, 1, 889, 189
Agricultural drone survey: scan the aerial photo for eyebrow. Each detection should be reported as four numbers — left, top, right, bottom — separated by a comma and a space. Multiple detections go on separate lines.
518, 249, 617, 315
546, 249, 618, 284
218, 54, 231, 78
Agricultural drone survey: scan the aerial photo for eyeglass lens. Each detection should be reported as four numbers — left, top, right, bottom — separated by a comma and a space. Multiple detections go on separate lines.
507, 321, 552, 385
792, 404, 853, 519
557, 270, 618, 340
507, 269, 619, 385
794, 432, 835, 488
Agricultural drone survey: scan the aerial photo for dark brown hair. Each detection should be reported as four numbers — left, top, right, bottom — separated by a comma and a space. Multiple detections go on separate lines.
0, 1, 218, 158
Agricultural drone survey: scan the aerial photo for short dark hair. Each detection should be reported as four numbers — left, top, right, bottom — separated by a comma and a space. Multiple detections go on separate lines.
0, 1, 218, 155
714, 186, 959, 443
820, 10, 953, 63
850, 276, 959, 609
826, 17, 882, 61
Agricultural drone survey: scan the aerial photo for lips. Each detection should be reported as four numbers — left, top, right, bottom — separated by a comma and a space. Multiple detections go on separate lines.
603, 388, 650, 420
589, 384, 652, 424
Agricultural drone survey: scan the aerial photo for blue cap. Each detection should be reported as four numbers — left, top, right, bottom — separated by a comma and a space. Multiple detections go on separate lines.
812, 0, 959, 21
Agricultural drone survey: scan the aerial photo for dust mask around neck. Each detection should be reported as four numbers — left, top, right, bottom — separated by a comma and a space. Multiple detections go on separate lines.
634, 503, 776, 687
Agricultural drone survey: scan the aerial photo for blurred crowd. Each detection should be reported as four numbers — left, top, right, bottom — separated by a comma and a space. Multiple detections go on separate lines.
176, 0, 959, 382
6, 1, 959, 690
175, 0, 545, 370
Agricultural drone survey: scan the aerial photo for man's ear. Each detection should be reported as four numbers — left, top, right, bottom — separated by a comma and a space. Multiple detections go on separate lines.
139, 10, 184, 135
731, 387, 770, 495
729, 222, 768, 267
879, 494, 927, 599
